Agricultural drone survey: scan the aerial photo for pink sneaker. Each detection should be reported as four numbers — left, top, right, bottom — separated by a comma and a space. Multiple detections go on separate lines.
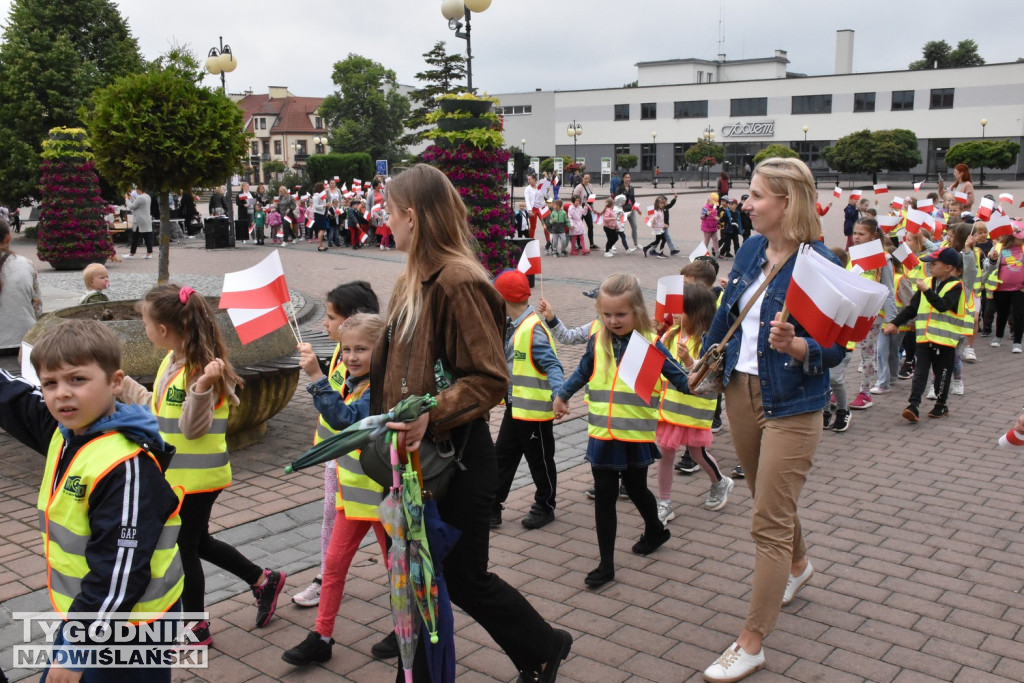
849, 391, 873, 410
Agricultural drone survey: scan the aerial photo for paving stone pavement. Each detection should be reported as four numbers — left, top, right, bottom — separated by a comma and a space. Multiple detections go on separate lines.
3, 185, 1024, 682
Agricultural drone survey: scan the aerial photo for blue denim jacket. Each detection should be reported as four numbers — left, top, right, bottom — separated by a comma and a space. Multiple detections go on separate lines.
703, 234, 846, 419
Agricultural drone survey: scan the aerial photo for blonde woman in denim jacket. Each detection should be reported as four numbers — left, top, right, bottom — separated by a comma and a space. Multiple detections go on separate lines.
701, 158, 845, 683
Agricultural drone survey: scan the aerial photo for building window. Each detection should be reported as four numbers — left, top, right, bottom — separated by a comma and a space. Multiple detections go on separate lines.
891, 90, 914, 111
296, 140, 307, 154
730, 97, 767, 117
697, 70, 704, 83
674, 100, 708, 118
791, 95, 832, 115
273, 140, 281, 155
500, 105, 533, 115
258, 118, 266, 130
794, 141, 824, 168
614, 104, 629, 121
641, 143, 655, 171
640, 102, 656, 120
261, 140, 270, 155
674, 143, 690, 171
853, 92, 875, 112
251, 142, 258, 156
315, 116, 323, 129
930, 88, 954, 109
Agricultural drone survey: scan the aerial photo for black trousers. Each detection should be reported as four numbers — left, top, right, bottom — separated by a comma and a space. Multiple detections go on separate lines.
993, 290, 1024, 343
719, 229, 739, 256
592, 466, 661, 570
584, 211, 596, 248
177, 490, 263, 613
235, 218, 250, 241
603, 226, 620, 253
644, 234, 667, 254
908, 341, 955, 408
129, 229, 153, 254
494, 406, 557, 512
397, 418, 556, 680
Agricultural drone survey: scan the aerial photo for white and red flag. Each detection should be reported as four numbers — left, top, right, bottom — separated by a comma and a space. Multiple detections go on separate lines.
916, 197, 934, 212
849, 239, 888, 271
305, 216, 314, 229
914, 181, 924, 192
997, 429, 1024, 449
688, 242, 710, 262
587, 194, 596, 204
833, 186, 842, 199
617, 331, 666, 405
646, 205, 656, 219
352, 178, 361, 187
538, 204, 551, 220
785, 248, 856, 347
987, 213, 1013, 240
878, 216, 902, 233
954, 191, 969, 205
891, 196, 904, 211
893, 242, 920, 270
977, 197, 995, 221
873, 184, 888, 195
655, 275, 684, 325
220, 250, 290, 310
931, 215, 947, 238
999, 193, 1014, 205
850, 189, 863, 200
904, 208, 929, 235
517, 239, 542, 276
227, 307, 290, 345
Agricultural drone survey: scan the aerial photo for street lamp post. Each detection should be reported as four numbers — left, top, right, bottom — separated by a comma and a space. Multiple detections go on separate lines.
651, 131, 658, 184
567, 121, 582, 179
313, 135, 325, 155
802, 125, 808, 143
441, 0, 492, 93
205, 36, 238, 234
702, 126, 715, 188
980, 118, 988, 187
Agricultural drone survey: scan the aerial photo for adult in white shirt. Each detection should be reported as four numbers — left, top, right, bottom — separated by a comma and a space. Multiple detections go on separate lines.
523, 173, 545, 239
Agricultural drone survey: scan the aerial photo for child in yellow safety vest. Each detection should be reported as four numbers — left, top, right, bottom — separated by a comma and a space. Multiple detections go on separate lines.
849, 219, 897, 409
283, 314, 389, 666
884, 248, 966, 421
120, 284, 282, 648
655, 284, 734, 523
553, 274, 690, 588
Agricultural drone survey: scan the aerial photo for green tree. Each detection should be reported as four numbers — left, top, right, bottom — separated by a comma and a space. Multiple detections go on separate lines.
85, 49, 249, 283
306, 154, 374, 189
944, 139, 1021, 171
909, 39, 985, 70
616, 154, 638, 173
539, 156, 572, 174
0, 0, 144, 205
752, 144, 799, 165
684, 140, 725, 167
402, 41, 466, 146
822, 129, 922, 184
320, 54, 410, 163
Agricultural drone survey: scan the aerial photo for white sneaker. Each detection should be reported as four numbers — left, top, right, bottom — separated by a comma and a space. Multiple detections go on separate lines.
951, 378, 964, 396
991, 338, 1002, 347
292, 577, 322, 607
123, 253, 134, 259
703, 643, 766, 682
704, 477, 735, 511
927, 385, 937, 400
1014, 344, 1023, 354
963, 347, 977, 362
143, 254, 152, 259
628, 247, 638, 253
656, 500, 676, 525
604, 251, 614, 258
869, 385, 889, 395
782, 560, 814, 606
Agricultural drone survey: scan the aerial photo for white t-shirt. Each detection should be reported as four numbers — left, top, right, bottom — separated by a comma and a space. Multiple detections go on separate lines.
734, 271, 766, 375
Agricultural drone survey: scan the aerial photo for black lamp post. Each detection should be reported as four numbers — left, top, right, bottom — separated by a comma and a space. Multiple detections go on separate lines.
441, 0, 492, 93
979, 118, 988, 187
206, 36, 238, 234
702, 126, 715, 188
567, 121, 582, 178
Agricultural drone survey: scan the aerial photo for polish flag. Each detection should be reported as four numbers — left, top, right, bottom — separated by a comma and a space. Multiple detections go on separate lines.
616, 331, 666, 405
341, 183, 348, 192
893, 242, 920, 270
633, 204, 643, 213
305, 216, 314, 229
227, 306, 290, 345
646, 205, 656, 219
997, 429, 1024, 449
785, 249, 855, 347
914, 181, 924, 192
930, 215, 946, 238
220, 250, 291, 309
850, 189, 863, 200
539, 205, 551, 219
849, 239, 888, 271
904, 208, 929, 235
977, 197, 995, 221
891, 196, 904, 211
688, 242, 710, 262
655, 275, 684, 325
517, 239, 542, 275
873, 184, 888, 195
364, 182, 372, 188
238, 193, 251, 202
360, 231, 369, 244
283, 215, 293, 225
878, 216, 902, 233
954, 191, 969, 205
805, 246, 889, 345
372, 203, 382, 213
588, 194, 596, 204
833, 186, 842, 199
333, 176, 340, 182
999, 193, 1014, 205
916, 197, 934, 212
352, 178, 361, 187
987, 213, 1013, 240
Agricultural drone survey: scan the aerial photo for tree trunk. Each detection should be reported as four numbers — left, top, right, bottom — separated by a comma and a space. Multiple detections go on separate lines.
158, 189, 171, 284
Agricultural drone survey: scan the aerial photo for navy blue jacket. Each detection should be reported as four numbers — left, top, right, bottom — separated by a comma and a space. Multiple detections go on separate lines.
703, 235, 846, 418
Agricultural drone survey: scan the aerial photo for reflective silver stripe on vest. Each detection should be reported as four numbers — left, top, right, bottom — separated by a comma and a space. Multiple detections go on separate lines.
660, 398, 715, 422
51, 551, 182, 607
165, 452, 230, 471
513, 397, 554, 412
586, 389, 650, 409
41, 512, 179, 556
515, 375, 551, 391
338, 485, 384, 508
336, 454, 365, 476
156, 417, 229, 435
588, 412, 656, 432
316, 422, 337, 441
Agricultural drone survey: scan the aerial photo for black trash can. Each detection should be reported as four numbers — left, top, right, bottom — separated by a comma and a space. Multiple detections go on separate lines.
204, 217, 234, 249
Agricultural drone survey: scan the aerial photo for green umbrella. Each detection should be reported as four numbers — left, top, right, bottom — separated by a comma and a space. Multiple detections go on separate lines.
284, 394, 437, 474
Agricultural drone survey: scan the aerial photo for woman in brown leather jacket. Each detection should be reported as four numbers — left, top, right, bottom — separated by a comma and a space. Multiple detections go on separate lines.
375, 164, 572, 683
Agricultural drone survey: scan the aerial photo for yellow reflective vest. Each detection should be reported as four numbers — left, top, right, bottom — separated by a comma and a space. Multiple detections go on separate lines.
587, 328, 661, 442
151, 352, 231, 494
38, 431, 184, 620
314, 345, 346, 445
658, 328, 715, 429
511, 313, 557, 421
333, 380, 383, 520
915, 277, 965, 347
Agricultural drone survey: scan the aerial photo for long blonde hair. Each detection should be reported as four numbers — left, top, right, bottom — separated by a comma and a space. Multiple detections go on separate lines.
752, 157, 820, 243
594, 273, 655, 380
386, 164, 488, 341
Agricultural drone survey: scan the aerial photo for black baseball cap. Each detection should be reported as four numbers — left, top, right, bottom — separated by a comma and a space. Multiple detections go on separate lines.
921, 247, 962, 268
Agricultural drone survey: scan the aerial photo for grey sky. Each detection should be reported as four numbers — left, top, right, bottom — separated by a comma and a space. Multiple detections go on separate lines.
3, 0, 1020, 97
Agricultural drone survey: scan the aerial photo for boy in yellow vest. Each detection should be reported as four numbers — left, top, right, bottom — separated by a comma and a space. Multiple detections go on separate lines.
492, 269, 565, 530
884, 248, 965, 421
0, 319, 183, 683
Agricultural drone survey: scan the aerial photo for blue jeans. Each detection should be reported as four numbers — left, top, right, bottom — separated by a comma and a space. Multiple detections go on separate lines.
875, 330, 903, 390
327, 224, 339, 246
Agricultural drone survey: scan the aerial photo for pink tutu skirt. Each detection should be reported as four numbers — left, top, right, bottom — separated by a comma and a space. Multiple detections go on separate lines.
655, 422, 713, 451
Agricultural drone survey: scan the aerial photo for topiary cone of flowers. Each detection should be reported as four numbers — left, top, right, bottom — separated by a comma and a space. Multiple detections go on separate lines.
424, 93, 515, 276
37, 127, 115, 270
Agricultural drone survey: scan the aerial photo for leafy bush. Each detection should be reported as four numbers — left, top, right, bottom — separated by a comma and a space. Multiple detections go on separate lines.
306, 153, 374, 186
752, 144, 799, 165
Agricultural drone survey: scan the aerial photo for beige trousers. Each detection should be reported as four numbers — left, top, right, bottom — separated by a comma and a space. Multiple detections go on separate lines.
725, 372, 821, 636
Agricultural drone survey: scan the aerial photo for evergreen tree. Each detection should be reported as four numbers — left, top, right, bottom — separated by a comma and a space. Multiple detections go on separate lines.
0, 0, 143, 205
403, 41, 467, 145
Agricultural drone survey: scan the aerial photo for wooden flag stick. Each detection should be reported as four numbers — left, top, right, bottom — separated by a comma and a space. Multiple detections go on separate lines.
288, 299, 303, 344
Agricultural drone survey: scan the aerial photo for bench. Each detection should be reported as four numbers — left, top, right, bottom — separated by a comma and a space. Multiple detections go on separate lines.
814, 174, 840, 188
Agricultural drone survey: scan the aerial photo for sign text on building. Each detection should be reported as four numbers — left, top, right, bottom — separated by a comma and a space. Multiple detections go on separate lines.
720, 121, 775, 138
